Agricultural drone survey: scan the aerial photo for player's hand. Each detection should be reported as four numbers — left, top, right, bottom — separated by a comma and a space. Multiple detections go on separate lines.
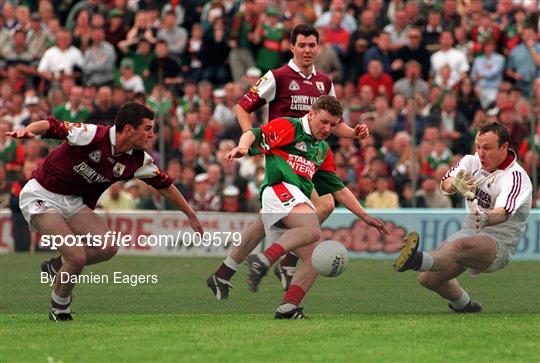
354, 124, 370, 140
363, 215, 389, 236
188, 214, 204, 235
452, 170, 476, 200
224, 146, 248, 162
5, 129, 36, 139
471, 199, 488, 231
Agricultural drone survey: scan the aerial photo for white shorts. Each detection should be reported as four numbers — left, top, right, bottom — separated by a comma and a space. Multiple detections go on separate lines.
19, 179, 86, 230
442, 229, 514, 276
260, 182, 315, 242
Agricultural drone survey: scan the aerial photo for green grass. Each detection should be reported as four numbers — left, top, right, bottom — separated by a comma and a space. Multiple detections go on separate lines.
1, 254, 539, 362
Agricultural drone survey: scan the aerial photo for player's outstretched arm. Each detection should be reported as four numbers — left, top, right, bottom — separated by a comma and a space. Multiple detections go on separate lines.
236, 104, 254, 133
332, 187, 389, 236
333, 122, 370, 140
224, 130, 256, 162
5, 120, 50, 139
157, 184, 204, 234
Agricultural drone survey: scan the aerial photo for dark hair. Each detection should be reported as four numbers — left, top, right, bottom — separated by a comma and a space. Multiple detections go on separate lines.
290, 24, 319, 45
477, 122, 511, 147
311, 95, 343, 117
114, 102, 155, 131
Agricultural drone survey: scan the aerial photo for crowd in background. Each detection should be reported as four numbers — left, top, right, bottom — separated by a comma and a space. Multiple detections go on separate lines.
1, 0, 539, 230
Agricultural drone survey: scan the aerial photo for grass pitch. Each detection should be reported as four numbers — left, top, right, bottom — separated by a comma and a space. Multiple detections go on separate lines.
1, 254, 539, 362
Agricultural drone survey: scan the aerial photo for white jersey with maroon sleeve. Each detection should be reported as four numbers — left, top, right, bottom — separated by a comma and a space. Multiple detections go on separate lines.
238, 59, 335, 122
32, 117, 172, 209
441, 151, 532, 247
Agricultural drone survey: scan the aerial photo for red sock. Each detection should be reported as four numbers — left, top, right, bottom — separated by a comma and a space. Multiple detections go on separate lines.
263, 243, 286, 265
283, 285, 305, 306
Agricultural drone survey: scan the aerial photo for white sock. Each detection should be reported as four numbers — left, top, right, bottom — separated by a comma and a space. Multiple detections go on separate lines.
51, 291, 71, 306
418, 252, 434, 271
224, 255, 240, 271
277, 303, 297, 313
450, 288, 470, 309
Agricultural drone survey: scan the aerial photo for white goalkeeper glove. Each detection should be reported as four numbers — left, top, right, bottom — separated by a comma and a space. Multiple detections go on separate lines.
452, 170, 476, 200
471, 199, 488, 231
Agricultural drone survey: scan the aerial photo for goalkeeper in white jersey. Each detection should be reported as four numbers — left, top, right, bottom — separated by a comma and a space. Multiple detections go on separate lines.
394, 122, 532, 313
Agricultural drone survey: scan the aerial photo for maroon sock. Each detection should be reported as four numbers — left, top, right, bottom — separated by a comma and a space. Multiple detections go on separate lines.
51, 256, 63, 272
283, 285, 306, 306
215, 263, 236, 281
280, 253, 299, 268
263, 243, 286, 265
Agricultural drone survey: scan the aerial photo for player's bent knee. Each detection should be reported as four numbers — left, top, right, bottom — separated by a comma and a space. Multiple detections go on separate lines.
64, 253, 86, 270
103, 244, 119, 260
307, 226, 321, 244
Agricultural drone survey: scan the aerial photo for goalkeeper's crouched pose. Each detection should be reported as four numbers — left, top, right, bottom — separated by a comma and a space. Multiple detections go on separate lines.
394, 122, 532, 313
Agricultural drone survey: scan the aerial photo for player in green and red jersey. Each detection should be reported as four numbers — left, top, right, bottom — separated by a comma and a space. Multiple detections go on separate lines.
209, 96, 387, 318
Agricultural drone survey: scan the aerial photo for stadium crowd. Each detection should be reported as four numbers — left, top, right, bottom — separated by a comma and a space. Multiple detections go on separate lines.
0, 0, 539, 233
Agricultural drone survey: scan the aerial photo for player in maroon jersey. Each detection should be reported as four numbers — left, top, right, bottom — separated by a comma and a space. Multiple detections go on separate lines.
209, 24, 369, 297
6, 102, 203, 321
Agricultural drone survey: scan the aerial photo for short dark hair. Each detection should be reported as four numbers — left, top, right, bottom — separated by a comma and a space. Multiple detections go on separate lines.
115, 102, 155, 131
477, 122, 511, 147
290, 24, 319, 45
311, 95, 343, 117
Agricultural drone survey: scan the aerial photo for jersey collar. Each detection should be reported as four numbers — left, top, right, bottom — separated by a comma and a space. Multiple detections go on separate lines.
288, 59, 317, 79
300, 114, 312, 136
109, 126, 133, 155
497, 150, 516, 170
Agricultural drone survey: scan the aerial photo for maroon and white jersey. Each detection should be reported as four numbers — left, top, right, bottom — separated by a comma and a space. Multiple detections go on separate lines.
442, 151, 532, 247
33, 117, 172, 209
238, 59, 336, 122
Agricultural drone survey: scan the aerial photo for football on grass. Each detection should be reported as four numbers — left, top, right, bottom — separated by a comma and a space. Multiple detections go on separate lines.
311, 240, 349, 277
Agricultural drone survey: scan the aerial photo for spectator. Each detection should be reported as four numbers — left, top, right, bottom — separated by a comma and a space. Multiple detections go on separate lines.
498, 103, 530, 150
365, 176, 399, 209
384, 9, 410, 51
415, 176, 452, 208
430, 31, 469, 89
26, 13, 49, 60
53, 86, 90, 123
189, 173, 221, 211
200, 17, 230, 86
470, 40, 505, 108
118, 58, 145, 94
157, 10, 188, 58
228, 0, 258, 81
441, 0, 461, 31
146, 40, 182, 93
98, 182, 136, 211
430, 93, 472, 155
393, 60, 429, 100
251, 7, 286, 73
2, 2, 18, 35
346, 9, 378, 81
371, 96, 396, 140
221, 185, 241, 212
392, 27, 430, 80
72, 9, 92, 53
456, 77, 482, 121
106, 9, 128, 55
506, 27, 540, 97
358, 59, 393, 99
37, 29, 84, 82
88, 86, 118, 126
183, 23, 204, 82
315, 0, 357, 33
83, 25, 116, 87
363, 32, 393, 74
0, 117, 24, 182
423, 10, 443, 53
322, 8, 350, 59
65, 0, 108, 31
315, 28, 343, 83
1, 30, 36, 72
